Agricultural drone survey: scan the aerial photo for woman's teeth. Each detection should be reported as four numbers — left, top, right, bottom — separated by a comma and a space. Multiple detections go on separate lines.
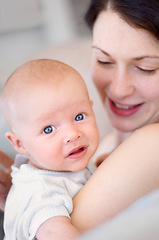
115, 103, 133, 110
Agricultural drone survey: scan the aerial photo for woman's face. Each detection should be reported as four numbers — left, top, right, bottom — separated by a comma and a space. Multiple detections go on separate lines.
92, 10, 159, 132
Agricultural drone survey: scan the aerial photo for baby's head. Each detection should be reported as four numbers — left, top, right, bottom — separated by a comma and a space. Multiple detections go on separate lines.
1, 59, 99, 171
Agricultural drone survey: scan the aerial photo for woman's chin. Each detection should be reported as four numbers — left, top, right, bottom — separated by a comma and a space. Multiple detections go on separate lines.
110, 119, 140, 133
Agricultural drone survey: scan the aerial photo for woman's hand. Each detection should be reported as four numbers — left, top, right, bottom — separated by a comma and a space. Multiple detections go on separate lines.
0, 151, 13, 210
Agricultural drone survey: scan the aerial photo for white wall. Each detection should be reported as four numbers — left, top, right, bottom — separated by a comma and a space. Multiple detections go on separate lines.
41, 0, 77, 45
0, 0, 90, 86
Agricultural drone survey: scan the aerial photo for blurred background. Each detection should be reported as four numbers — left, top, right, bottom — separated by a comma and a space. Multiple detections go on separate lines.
0, 0, 91, 81
0, 0, 111, 158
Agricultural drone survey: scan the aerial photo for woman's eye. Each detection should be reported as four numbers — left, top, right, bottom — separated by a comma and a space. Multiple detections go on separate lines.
97, 60, 112, 65
43, 126, 56, 134
137, 66, 156, 74
75, 113, 86, 121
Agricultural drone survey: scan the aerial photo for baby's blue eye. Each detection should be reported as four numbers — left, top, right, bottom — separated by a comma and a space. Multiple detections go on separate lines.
43, 126, 56, 134
75, 113, 86, 121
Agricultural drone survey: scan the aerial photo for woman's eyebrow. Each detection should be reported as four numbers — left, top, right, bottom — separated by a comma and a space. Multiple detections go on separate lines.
92, 46, 110, 56
92, 46, 159, 61
134, 55, 159, 60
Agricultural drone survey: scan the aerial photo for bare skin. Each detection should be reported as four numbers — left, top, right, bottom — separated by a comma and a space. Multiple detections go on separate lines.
71, 124, 159, 231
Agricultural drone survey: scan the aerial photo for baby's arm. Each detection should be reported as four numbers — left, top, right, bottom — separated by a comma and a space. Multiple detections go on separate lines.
71, 124, 159, 231
36, 216, 80, 240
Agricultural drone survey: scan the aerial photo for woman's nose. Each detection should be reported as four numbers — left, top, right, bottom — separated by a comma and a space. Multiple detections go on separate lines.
109, 69, 135, 99
63, 126, 82, 144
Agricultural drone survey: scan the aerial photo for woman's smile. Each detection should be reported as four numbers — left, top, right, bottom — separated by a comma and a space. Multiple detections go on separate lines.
108, 98, 144, 117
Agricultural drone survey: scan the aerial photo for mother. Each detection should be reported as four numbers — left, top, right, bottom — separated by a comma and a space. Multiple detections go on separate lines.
87, 0, 159, 165
1, 0, 159, 234
71, 0, 159, 231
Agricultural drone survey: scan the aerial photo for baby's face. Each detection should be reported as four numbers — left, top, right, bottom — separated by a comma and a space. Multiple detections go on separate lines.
15, 76, 99, 172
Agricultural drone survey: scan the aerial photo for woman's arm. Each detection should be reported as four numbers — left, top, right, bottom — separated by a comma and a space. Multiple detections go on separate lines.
71, 124, 159, 231
0, 151, 13, 210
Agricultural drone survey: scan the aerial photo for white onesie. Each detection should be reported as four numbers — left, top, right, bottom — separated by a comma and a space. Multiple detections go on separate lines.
4, 154, 91, 240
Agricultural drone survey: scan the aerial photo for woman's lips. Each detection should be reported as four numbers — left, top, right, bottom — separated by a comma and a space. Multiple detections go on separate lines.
66, 146, 87, 159
108, 98, 143, 117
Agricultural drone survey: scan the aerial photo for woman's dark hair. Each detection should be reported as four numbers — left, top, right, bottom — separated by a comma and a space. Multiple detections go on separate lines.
85, 0, 159, 40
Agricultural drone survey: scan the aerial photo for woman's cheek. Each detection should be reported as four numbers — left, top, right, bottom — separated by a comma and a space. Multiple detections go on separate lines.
92, 68, 108, 102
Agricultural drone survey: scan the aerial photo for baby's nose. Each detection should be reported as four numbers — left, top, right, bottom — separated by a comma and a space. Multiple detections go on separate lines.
64, 130, 82, 144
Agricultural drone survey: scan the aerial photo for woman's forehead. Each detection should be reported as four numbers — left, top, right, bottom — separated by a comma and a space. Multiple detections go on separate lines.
93, 11, 159, 59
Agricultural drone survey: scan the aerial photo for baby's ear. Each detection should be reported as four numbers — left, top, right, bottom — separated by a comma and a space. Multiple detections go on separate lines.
5, 131, 26, 154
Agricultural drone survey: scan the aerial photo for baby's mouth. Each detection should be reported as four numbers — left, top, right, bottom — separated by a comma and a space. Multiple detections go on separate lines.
66, 146, 87, 159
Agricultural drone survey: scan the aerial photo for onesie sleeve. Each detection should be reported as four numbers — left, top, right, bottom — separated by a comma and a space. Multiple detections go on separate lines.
17, 188, 73, 240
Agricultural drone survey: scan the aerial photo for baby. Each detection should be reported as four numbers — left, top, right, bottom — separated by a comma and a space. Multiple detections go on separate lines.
1, 59, 99, 240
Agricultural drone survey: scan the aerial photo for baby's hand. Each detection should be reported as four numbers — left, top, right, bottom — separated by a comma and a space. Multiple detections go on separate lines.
0, 151, 13, 210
